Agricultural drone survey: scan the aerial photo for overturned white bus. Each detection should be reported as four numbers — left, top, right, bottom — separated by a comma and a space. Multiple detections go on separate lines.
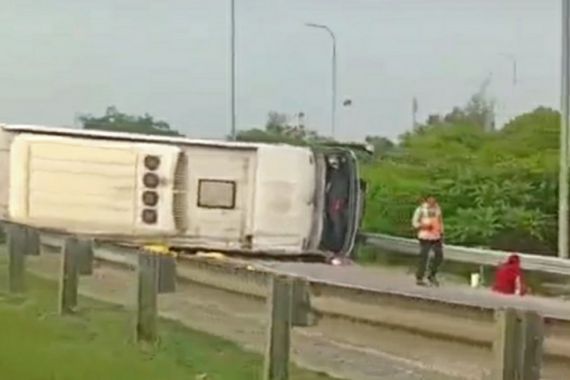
0, 124, 367, 260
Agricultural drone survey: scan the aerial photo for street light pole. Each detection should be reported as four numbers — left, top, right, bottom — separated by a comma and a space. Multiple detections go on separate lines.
512, 58, 517, 86
501, 54, 517, 86
560, 0, 570, 259
306, 22, 337, 139
230, 0, 237, 141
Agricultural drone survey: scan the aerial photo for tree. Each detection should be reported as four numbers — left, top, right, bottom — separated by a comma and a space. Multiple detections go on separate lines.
235, 111, 332, 145
265, 111, 289, 135
80, 106, 182, 136
420, 77, 496, 131
364, 136, 395, 156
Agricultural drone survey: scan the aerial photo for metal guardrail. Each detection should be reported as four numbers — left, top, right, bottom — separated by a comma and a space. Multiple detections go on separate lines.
361, 233, 570, 276
41, 230, 570, 277
42, 226, 570, 276
40, 233, 570, 317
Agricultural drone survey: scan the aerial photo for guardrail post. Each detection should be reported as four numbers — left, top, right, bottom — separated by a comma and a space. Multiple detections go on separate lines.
24, 228, 40, 257
493, 308, 543, 380
7, 224, 27, 293
519, 311, 543, 380
263, 274, 293, 380
76, 239, 94, 276
479, 265, 488, 286
291, 277, 313, 327
158, 254, 176, 294
136, 251, 159, 344
494, 309, 519, 379
59, 237, 81, 314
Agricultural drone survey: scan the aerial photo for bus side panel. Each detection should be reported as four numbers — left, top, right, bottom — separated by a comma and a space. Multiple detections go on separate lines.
0, 128, 13, 219
183, 147, 256, 247
252, 147, 315, 251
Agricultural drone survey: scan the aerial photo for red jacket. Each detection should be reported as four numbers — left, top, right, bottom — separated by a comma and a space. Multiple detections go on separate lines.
492, 254, 527, 295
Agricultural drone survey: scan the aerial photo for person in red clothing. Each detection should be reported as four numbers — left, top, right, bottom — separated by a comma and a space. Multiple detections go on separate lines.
492, 254, 527, 296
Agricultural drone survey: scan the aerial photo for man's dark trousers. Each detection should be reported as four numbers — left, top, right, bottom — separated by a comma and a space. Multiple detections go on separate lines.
416, 239, 443, 281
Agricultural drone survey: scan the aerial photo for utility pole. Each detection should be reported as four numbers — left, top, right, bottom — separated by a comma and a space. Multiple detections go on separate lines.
559, 0, 570, 259
332, 37, 337, 139
305, 23, 337, 139
501, 54, 518, 87
412, 97, 418, 130
512, 58, 518, 87
230, 0, 237, 140
484, 102, 496, 133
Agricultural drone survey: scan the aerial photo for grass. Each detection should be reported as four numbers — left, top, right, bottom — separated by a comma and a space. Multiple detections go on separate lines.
0, 257, 334, 380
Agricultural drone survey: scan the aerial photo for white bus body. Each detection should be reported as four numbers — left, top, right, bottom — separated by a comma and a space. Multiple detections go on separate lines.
0, 124, 363, 258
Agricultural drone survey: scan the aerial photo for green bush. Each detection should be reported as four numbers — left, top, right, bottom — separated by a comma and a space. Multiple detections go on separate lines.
362, 107, 560, 255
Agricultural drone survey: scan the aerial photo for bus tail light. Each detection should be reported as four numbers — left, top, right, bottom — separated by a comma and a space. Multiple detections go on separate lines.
142, 191, 159, 206
144, 155, 161, 170
143, 173, 160, 188
142, 209, 158, 224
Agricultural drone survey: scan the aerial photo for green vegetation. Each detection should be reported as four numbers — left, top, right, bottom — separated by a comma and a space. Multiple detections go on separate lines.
80, 106, 182, 136
362, 104, 559, 255
0, 259, 332, 380
235, 111, 333, 145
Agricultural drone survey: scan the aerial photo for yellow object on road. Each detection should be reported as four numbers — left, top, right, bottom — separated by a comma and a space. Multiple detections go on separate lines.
195, 252, 227, 260
143, 244, 176, 257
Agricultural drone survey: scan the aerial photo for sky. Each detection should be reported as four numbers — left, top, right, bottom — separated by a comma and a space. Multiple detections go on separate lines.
0, 0, 561, 141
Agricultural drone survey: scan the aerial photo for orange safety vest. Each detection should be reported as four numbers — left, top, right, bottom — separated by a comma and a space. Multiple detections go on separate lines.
412, 203, 444, 241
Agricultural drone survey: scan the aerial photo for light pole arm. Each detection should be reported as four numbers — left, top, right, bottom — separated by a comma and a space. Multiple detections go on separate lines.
322, 26, 336, 45
306, 23, 336, 46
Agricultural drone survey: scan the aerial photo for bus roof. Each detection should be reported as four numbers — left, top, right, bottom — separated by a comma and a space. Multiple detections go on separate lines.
0, 124, 306, 152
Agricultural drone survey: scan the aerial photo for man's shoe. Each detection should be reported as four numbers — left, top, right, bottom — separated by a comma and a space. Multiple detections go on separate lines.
428, 276, 440, 287
416, 279, 427, 286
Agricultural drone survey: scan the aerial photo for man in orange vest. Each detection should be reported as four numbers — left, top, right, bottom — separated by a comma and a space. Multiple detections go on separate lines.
412, 195, 444, 286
